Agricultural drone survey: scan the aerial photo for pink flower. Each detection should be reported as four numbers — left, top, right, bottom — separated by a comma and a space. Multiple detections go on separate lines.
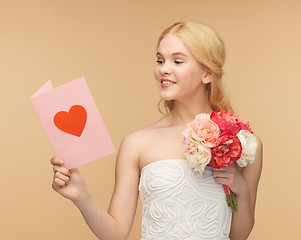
210, 132, 242, 168
188, 114, 220, 148
210, 111, 252, 135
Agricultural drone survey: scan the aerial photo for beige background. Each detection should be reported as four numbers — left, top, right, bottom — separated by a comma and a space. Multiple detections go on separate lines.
1, 0, 300, 239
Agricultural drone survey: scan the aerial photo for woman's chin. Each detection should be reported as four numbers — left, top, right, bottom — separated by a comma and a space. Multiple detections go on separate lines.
161, 96, 175, 101
160, 93, 176, 101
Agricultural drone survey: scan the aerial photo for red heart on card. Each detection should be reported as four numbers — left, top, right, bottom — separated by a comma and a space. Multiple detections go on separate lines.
53, 105, 87, 137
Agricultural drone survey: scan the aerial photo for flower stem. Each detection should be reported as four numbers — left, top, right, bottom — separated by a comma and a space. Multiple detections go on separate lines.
223, 185, 238, 212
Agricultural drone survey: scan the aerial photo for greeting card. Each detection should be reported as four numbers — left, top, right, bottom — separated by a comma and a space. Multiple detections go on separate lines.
30, 77, 115, 169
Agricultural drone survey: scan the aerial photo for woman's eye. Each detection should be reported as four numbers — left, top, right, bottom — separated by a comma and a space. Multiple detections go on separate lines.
175, 60, 183, 64
156, 60, 164, 64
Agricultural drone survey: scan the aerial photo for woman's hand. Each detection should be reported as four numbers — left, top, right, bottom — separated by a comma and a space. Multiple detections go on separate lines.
50, 157, 89, 204
213, 163, 249, 198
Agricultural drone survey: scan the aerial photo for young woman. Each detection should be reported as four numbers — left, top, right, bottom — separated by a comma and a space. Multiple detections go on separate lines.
51, 21, 263, 240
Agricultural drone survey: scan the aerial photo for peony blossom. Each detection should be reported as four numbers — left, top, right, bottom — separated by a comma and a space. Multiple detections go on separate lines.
210, 132, 242, 168
236, 130, 258, 167
188, 114, 220, 148
183, 137, 212, 174
210, 111, 252, 135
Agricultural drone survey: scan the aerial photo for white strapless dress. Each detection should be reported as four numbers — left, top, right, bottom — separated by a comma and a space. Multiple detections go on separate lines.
139, 159, 232, 240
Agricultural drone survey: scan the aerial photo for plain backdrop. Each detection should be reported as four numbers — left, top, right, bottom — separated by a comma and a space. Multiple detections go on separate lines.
1, 0, 300, 239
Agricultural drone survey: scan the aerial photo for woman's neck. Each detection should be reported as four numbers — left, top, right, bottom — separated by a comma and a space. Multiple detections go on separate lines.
168, 95, 213, 125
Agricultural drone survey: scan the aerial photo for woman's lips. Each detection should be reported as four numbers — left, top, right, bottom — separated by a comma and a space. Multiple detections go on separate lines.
161, 79, 176, 88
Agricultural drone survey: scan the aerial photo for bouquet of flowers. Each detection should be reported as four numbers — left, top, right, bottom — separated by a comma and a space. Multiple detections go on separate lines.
183, 111, 257, 212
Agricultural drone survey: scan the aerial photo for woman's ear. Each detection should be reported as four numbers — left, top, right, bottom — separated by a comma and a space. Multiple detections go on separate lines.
202, 70, 212, 84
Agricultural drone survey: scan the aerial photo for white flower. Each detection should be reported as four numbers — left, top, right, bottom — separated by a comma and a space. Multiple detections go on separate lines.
236, 130, 258, 167
184, 141, 212, 174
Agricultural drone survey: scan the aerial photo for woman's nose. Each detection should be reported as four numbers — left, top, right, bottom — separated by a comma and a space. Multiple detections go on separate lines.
160, 62, 172, 75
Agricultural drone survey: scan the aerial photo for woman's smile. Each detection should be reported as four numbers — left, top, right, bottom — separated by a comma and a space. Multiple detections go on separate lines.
161, 78, 176, 88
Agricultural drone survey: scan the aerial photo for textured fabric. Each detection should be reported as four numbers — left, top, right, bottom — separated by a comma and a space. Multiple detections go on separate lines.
139, 159, 232, 240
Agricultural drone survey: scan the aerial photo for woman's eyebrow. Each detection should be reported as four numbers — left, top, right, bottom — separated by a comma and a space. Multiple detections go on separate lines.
172, 52, 188, 57
156, 52, 188, 57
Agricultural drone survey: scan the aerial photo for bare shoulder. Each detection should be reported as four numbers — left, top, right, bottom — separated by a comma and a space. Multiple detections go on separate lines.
120, 129, 146, 150
118, 117, 169, 161
121, 128, 154, 148
117, 130, 144, 166
120, 122, 162, 153
122, 116, 168, 144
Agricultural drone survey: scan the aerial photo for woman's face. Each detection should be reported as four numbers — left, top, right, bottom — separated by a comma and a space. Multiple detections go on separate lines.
154, 34, 211, 102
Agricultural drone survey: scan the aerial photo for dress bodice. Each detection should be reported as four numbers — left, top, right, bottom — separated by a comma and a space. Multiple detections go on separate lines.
139, 159, 232, 240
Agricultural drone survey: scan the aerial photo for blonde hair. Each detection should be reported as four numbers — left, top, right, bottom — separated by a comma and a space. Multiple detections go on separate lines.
157, 21, 234, 114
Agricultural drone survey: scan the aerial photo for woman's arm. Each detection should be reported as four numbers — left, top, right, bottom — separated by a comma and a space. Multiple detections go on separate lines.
213, 135, 263, 240
51, 133, 141, 240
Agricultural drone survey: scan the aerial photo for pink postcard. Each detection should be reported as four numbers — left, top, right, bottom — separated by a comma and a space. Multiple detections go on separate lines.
30, 77, 115, 169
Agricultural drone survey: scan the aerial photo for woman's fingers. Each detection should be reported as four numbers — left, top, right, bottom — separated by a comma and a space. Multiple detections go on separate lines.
54, 177, 67, 187
54, 171, 70, 184
212, 164, 247, 194
51, 156, 71, 189
53, 165, 70, 176
214, 175, 234, 187
50, 157, 64, 166
213, 169, 234, 178
212, 164, 239, 177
